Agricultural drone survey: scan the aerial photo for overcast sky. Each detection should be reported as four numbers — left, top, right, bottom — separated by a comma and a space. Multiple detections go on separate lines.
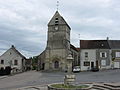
0, 0, 120, 58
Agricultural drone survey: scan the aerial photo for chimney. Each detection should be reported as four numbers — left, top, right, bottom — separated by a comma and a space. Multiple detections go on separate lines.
11, 45, 15, 48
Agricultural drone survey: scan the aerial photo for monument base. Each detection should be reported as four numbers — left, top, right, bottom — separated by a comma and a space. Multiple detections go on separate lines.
64, 74, 75, 85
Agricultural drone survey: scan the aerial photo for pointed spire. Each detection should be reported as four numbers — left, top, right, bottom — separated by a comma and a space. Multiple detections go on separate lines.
48, 11, 71, 30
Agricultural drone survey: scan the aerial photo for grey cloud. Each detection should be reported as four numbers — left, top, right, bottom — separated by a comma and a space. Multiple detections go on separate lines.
0, 0, 120, 57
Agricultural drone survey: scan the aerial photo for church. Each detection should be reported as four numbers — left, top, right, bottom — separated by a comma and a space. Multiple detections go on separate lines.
38, 11, 79, 71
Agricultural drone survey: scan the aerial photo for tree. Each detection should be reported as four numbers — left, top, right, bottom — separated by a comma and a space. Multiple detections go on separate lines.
30, 56, 38, 70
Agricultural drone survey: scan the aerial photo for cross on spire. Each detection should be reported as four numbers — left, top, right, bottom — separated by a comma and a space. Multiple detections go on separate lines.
56, 0, 59, 11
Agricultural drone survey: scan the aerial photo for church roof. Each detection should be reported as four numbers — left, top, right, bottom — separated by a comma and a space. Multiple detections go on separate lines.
70, 44, 79, 52
48, 11, 71, 29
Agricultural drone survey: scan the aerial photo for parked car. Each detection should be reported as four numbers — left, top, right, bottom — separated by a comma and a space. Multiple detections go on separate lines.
91, 66, 99, 72
73, 66, 80, 73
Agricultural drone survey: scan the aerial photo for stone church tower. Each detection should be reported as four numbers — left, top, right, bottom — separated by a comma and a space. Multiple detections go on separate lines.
38, 11, 79, 71
44, 11, 71, 71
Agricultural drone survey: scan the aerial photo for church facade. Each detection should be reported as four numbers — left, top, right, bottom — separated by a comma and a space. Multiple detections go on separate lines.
38, 11, 79, 71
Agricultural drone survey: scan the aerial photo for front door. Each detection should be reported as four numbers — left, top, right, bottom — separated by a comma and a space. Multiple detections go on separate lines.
91, 62, 94, 68
96, 61, 99, 68
54, 61, 59, 69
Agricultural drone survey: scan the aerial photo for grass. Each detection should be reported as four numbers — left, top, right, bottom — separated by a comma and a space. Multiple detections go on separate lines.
51, 84, 89, 89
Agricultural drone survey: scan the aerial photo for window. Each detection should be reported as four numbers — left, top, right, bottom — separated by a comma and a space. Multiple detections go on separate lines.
10, 52, 12, 55
85, 52, 88, 58
116, 52, 120, 57
55, 18, 58, 20
101, 60, 106, 66
14, 60, 18, 65
84, 61, 90, 66
1, 60, 4, 64
100, 52, 107, 58
55, 18, 59, 25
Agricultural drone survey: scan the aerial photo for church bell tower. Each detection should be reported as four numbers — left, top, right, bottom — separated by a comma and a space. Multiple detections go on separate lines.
44, 11, 71, 71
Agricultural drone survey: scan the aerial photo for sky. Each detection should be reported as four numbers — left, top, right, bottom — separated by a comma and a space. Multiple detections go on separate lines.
0, 0, 120, 58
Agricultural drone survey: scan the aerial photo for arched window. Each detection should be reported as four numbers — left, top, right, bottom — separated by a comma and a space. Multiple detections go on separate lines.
54, 61, 59, 69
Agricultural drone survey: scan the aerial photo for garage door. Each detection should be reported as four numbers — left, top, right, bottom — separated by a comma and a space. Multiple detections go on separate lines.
114, 62, 120, 68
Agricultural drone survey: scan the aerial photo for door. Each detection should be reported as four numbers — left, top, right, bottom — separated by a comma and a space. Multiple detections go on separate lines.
91, 62, 94, 68
54, 61, 59, 69
114, 62, 120, 69
96, 61, 99, 68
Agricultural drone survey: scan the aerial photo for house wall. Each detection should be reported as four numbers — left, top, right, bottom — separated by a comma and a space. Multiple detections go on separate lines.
80, 49, 96, 71
111, 49, 120, 68
0, 48, 25, 71
96, 49, 111, 69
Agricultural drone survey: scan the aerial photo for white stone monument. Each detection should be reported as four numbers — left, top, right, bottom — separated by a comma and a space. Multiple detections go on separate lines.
64, 54, 75, 85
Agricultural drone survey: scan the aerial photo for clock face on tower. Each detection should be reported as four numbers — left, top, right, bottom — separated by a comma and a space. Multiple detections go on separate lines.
55, 26, 58, 30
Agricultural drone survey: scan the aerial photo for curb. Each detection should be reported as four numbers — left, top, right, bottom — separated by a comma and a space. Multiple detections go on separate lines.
0, 76, 8, 79
13, 84, 48, 90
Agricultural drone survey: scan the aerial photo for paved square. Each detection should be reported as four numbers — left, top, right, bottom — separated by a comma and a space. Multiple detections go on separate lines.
0, 69, 120, 90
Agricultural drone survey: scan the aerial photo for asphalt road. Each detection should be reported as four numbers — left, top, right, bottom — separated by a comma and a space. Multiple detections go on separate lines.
0, 69, 120, 90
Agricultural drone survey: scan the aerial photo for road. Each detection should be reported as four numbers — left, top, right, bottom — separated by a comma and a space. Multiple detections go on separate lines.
0, 69, 120, 90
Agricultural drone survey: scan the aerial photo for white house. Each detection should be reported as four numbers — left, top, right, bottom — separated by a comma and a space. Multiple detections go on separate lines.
80, 40, 111, 71
80, 49, 96, 71
0, 45, 26, 72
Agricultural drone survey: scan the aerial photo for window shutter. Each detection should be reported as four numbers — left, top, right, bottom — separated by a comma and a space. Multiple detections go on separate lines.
105, 53, 107, 57
100, 52, 102, 57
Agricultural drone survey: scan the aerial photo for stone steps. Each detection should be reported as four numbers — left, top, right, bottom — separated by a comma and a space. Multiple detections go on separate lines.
93, 83, 120, 90
93, 84, 110, 90
104, 83, 120, 88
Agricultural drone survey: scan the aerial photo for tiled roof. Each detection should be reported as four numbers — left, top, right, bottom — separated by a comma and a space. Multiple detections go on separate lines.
80, 40, 110, 49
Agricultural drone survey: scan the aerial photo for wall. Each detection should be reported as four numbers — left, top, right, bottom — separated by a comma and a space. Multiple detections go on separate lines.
0, 48, 24, 71
80, 49, 96, 71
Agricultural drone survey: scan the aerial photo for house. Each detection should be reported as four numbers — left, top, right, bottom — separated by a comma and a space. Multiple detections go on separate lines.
80, 40, 111, 71
108, 40, 120, 69
0, 45, 26, 73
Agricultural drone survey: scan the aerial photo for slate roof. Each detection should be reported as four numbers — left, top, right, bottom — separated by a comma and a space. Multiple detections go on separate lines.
70, 44, 79, 52
108, 40, 120, 49
80, 40, 110, 49
11, 45, 26, 59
